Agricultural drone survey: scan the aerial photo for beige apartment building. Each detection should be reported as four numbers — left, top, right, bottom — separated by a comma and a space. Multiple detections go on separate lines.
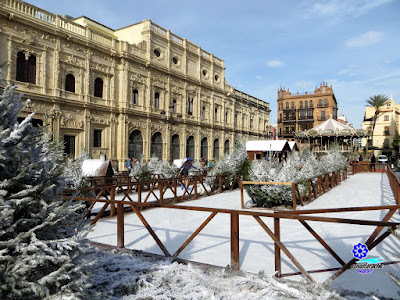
0, 0, 270, 167
362, 96, 398, 157
277, 82, 338, 140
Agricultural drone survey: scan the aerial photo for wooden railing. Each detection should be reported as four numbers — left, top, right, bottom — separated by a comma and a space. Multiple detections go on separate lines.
387, 167, 400, 206
67, 196, 400, 283
65, 174, 239, 224
351, 162, 388, 174
240, 169, 348, 209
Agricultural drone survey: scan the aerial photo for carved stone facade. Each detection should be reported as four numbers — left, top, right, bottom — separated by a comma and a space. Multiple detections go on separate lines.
0, 0, 270, 168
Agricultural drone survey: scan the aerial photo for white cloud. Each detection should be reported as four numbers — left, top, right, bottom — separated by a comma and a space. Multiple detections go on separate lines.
302, 0, 393, 20
266, 60, 284, 68
256, 75, 263, 80
346, 31, 384, 48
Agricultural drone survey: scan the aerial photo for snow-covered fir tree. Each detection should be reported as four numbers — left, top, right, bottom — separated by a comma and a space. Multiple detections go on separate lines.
130, 159, 152, 181
147, 156, 177, 178
0, 67, 86, 299
319, 146, 347, 174
207, 139, 250, 188
64, 150, 91, 189
247, 147, 348, 207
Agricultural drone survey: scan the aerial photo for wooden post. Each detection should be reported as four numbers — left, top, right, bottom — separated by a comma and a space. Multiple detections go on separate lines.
274, 213, 281, 277
194, 177, 198, 199
219, 176, 223, 193
240, 181, 244, 209
138, 183, 142, 203
158, 180, 163, 204
231, 212, 240, 271
117, 202, 124, 248
173, 179, 177, 199
292, 183, 297, 210
308, 179, 312, 202
110, 187, 115, 217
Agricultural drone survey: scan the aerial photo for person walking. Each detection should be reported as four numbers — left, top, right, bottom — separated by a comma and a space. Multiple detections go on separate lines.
370, 154, 376, 172
180, 158, 197, 190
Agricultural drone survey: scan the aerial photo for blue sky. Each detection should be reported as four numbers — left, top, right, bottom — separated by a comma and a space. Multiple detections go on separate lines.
28, 0, 400, 127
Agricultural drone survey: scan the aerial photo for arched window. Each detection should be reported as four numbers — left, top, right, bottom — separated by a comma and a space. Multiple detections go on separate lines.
201, 137, 208, 159
186, 136, 195, 159
65, 74, 75, 93
213, 139, 219, 160
319, 99, 322, 107
172, 134, 180, 160
224, 140, 230, 155
305, 100, 308, 108
16, 52, 36, 83
286, 102, 289, 109
128, 130, 143, 159
132, 89, 139, 105
300, 101, 303, 108
151, 132, 163, 159
94, 78, 103, 98
154, 92, 160, 109
310, 100, 313, 107
324, 98, 328, 106
291, 102, 295, 109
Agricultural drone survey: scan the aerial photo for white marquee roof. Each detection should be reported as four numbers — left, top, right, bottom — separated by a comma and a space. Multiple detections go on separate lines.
312, 118, 353, 132
246, 140, 292, 152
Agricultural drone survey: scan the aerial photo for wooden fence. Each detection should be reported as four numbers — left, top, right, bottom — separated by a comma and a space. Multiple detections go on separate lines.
66, 196, 400, 283
65, 174, 239, 225
239, 169, 348, 209
64, 165, 400, 283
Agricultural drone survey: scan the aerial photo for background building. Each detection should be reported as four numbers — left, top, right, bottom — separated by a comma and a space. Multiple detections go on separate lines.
361, 96, 399, 157
0, 0, 270, 167
277, 82, 338, 140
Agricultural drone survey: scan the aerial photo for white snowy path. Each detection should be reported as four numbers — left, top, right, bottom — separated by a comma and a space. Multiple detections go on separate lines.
87, 173, 400, 299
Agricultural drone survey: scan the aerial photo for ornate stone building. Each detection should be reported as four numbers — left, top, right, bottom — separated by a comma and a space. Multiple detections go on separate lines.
277, 82, 338, 140
0, 0, 270, 167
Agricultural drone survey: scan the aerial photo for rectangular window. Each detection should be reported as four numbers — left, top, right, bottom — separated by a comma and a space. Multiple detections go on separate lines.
321, 111, 325, 120
384, 115, 389, 121
94, 130, 102, 147
384, 139, 389, 148
64, 135, 75, 157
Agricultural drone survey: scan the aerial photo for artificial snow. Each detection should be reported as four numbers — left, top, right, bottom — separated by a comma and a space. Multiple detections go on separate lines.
87, 172, 400, 299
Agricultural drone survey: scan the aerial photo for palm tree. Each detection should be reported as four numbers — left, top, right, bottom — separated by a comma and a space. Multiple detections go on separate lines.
365, 94, 389, 151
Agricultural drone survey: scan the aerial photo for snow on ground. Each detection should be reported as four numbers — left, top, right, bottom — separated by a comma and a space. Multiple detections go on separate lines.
87, 173, 400, 299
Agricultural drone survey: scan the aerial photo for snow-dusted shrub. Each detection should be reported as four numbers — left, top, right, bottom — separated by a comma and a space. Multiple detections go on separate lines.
0, 67, 86, 299
246, 148, 346, 207
318, 146, 347, 174
130, 159, 152, 181
64, 150, 91, 189
246, 157, 287, 205
147, 156, 177, 178
207, 139, 250, 188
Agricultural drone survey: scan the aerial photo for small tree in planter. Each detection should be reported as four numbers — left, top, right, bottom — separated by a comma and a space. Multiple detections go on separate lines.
207, 139, 250, 189
318, 146, 347, 174
246, 157, 285, 207
130, 159, 152, 182
147, 156, 177, 178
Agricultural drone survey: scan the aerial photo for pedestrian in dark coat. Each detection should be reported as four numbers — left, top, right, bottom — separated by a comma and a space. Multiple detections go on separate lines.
370, 155, 376, 172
